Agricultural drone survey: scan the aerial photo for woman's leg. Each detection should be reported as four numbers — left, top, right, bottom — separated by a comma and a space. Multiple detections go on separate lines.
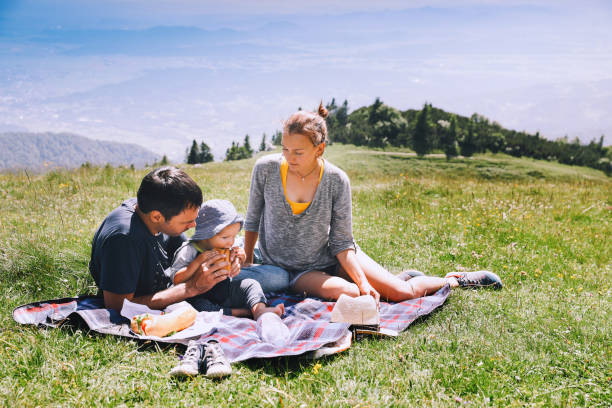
291, 270, 359, 300
336, 250, 456, 302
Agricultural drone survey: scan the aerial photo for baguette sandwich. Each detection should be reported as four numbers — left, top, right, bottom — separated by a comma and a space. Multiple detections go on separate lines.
130, 304, 197, 337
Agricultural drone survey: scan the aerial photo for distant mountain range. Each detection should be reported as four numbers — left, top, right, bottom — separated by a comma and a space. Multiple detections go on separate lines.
0, 132, 159, 171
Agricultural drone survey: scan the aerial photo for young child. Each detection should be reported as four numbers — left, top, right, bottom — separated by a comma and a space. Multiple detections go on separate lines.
166, 199, 284, 319
168, 200, 286, 377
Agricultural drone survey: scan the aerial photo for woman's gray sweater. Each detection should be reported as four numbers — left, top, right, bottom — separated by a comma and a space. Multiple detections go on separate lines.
245, 154, 355, 272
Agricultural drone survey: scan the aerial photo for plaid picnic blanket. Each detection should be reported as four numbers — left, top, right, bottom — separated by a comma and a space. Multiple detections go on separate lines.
12, 285, 451, 362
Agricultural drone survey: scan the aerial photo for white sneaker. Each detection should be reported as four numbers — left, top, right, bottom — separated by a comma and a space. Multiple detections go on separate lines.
446, 271, 503, 289
202, 341, 232, 378
169, 340, 203, 377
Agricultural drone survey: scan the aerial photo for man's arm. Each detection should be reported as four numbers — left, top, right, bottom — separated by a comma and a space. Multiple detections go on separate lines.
103, 252, 229, 312
103, 282, 198, 312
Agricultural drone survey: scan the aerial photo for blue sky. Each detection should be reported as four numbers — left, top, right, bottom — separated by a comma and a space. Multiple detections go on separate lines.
1, 0, 611, 160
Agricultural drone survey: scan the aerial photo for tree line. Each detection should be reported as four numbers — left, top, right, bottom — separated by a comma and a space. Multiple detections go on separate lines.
185, 131, 282, 164
324, 98, 611, 175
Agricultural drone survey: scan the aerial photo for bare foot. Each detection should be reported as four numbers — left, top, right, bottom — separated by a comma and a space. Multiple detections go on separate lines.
252, 303, 285, 320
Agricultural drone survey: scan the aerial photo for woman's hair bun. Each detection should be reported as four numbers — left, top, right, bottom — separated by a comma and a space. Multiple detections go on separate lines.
283, 101, 329, 146
317, 101, 329, 119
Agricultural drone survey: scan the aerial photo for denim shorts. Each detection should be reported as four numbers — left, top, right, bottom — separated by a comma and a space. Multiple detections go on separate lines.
287, 263, 340, 287
236, 262, 341, 292
235, 263, 291, 294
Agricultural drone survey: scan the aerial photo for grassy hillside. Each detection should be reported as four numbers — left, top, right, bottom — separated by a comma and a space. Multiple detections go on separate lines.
1, 145, 610, 407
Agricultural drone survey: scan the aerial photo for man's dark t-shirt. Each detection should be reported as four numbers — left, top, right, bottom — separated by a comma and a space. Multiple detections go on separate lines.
89, 198, 186, 297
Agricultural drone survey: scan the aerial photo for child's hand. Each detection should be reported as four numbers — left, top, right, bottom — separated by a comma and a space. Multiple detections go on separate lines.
228, 259, 241, 278
229, 247, 245, 278
230, 247, 246, 264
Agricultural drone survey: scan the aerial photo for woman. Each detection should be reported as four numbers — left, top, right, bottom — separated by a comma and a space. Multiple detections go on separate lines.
240, 103, 501, 302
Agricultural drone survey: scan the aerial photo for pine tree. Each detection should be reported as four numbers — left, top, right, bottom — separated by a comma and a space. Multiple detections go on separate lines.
331, 99, 349, 143
337, 100, 349, 128
225, 140, 254, 161
243, 134, 253, 157
272, 130, 282, 145
413, 103, 433, 156
325, 99, 339, 141
187, 140, 200, 164
460, 122, 477, 157
597, 135, 604, 154
368, 97, 384, 125
198, 141, 214, 163
442, 115, 458, 160
159, 155, 169, 165
259, 133, 267, 152
225, 141, 237, 161
366, 98, 391, 147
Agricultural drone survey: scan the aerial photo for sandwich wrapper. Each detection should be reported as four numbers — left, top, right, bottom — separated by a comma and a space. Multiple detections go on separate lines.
120, 299, 220, 340
330, 294, 397, 337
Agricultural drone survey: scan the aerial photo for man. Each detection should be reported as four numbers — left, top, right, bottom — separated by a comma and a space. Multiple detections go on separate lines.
89, 167, 229, 312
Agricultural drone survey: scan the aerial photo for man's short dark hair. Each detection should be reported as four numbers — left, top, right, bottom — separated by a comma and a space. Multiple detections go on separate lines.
137, 167, 203, 220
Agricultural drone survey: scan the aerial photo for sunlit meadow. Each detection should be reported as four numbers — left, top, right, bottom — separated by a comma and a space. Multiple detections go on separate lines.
1, 145, 610, 407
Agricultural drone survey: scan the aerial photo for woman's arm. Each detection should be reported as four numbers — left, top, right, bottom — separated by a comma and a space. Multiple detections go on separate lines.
244, 158, 268, 265
328, 170, 379, 303
243, 230, 259, 265
328, 171, 357, 258
336, 249, 380, 303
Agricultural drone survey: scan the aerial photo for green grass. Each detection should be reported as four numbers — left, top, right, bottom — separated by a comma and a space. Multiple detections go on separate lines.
1, 145, 610, 407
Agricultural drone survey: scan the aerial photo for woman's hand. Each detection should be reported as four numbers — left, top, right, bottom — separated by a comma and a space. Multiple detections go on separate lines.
358, 280, 380, 307
336, 249, 380, 306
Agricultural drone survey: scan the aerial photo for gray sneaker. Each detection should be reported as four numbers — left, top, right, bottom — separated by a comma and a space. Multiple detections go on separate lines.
397, 270, 425, 281
202, 340, 232, 378
169, 340, 204, 377
449, 271, 503, 290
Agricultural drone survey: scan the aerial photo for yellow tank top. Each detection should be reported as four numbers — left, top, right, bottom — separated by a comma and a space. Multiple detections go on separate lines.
281, 158, 324, 214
